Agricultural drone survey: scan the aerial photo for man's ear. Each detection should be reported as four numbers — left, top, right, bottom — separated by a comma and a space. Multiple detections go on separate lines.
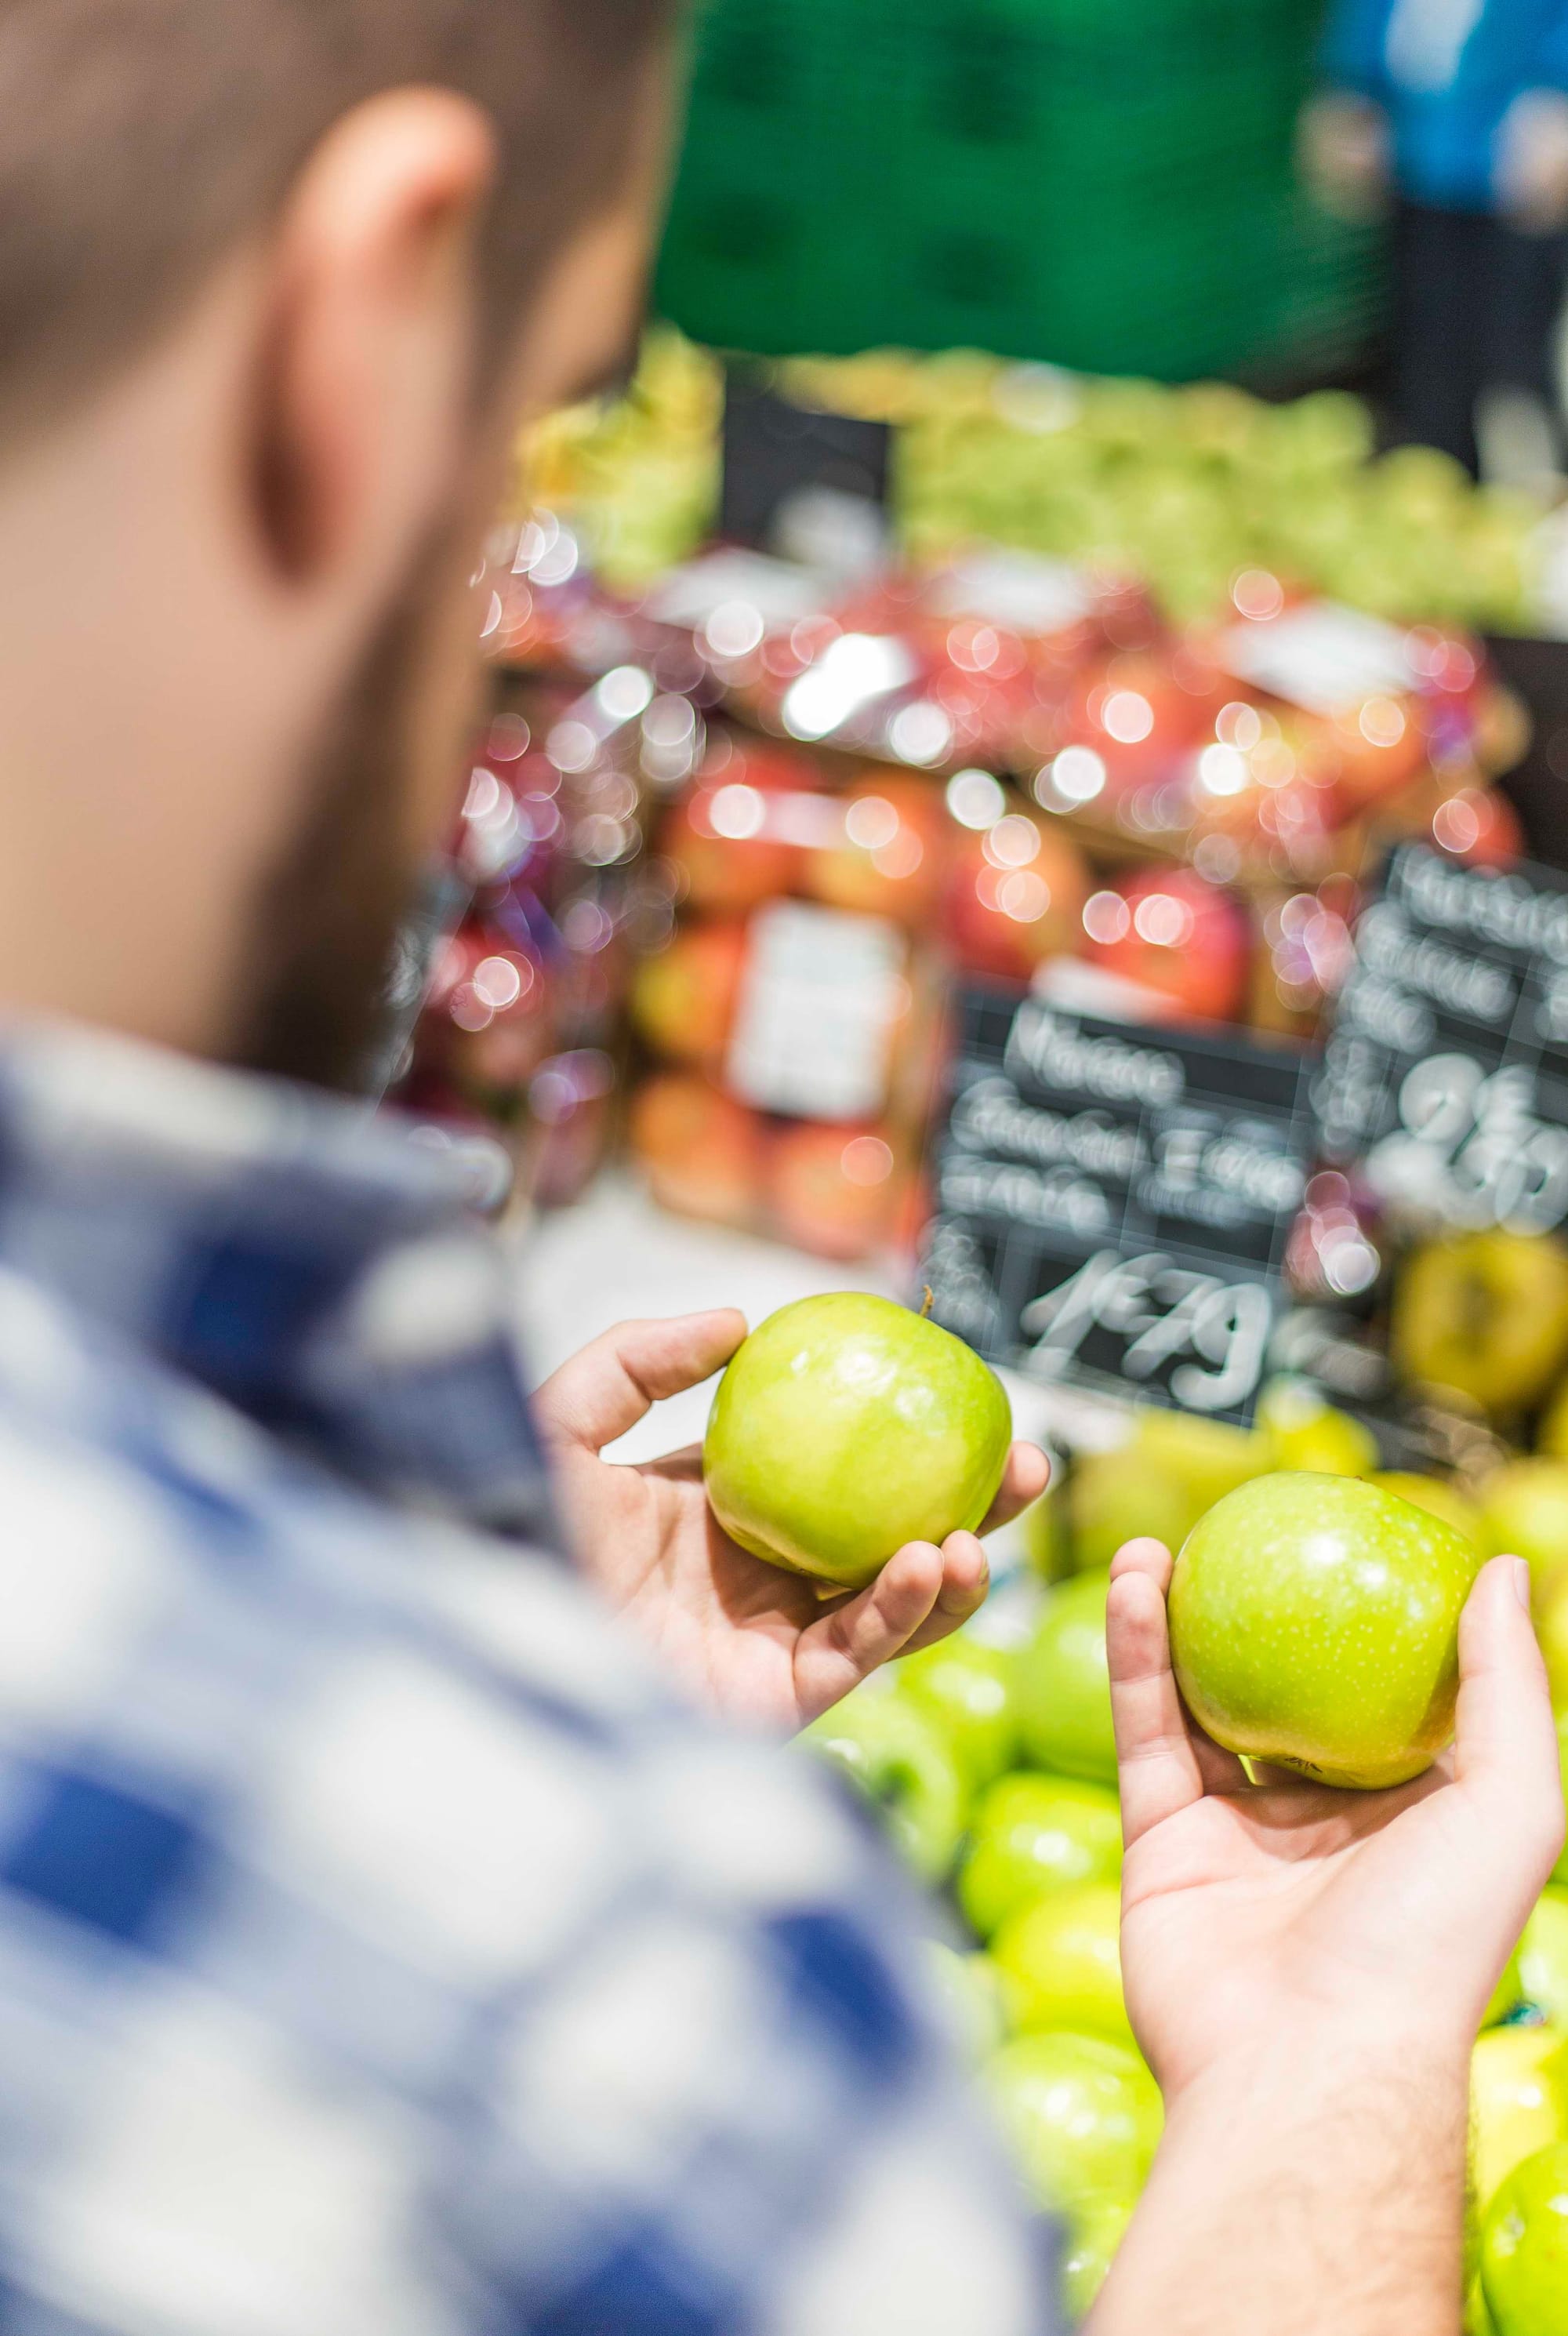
247, 87, 497, 593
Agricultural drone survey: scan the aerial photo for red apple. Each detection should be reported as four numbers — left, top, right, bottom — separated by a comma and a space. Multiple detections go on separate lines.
768, 1122, 905, 1259
658, 747, 807, 912
1056, 650, 1223, 798
630, 921, 750, 1065
1430, 784, 1522, 867
629, 1074, 765, 1227
1081, 865, 1250, 1024
804, 774, 950, 925
943, 812, 1091, 983
423, 924, 554, 1095
1320, 698, 1428, 812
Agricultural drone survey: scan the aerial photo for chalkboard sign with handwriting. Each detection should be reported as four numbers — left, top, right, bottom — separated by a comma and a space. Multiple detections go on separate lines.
1316, 843, 1568, 1233
921, 988, 1317, 1426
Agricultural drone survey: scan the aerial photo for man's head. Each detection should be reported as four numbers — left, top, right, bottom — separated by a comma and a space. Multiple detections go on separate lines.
0, 1, 674, 1086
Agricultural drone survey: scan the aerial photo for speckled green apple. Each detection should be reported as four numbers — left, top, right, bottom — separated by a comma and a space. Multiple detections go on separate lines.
1017, 1569, 1118, 1786
958, 1773, 1123, 1939
802, 1684, 965, 1882
1483, 2141, 1568, 2334
992, 1881, 1130, 2040
703, 1294, 1011, 1590
1520, 1890, 1568, 2026
896, 1635, 1018, 1788
1472, 2027, 1568, 2212
984, 2030, 1162, 2218
1169, 1472, 1479, 1790
1060, 2198, 1135, 2324
1479, 1461, 1568, 1600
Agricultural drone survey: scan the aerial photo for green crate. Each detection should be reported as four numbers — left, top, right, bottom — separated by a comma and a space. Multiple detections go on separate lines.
655, 0, 1383, 381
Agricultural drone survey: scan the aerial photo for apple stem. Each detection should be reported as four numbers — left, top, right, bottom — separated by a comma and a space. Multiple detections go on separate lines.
920, 1284, 935, 1320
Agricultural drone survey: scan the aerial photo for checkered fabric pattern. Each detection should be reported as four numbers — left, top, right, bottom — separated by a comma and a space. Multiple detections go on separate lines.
0, 1025, 1057, 2336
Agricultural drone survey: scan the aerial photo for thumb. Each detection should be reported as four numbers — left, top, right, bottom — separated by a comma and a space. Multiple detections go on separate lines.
533, 1310, 747, 1455
1454, 1554, 1565, 1881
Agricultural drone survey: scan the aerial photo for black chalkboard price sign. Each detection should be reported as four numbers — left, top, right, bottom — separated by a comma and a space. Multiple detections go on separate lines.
1316, 842, 1568, 1233
921, 987, 1318, 1426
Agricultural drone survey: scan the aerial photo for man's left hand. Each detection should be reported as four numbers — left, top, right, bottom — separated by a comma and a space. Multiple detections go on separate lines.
535, 1309, 1048, 1732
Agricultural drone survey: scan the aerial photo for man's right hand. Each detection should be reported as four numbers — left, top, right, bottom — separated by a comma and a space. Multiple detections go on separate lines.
1088, 1541, 1564, 2336
1108, 1539, 1563, 2100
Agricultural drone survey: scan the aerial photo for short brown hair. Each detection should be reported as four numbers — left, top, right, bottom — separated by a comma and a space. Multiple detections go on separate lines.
0, 0, 672, 434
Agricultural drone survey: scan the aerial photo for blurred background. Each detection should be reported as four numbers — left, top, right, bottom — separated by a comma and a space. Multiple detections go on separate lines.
390, 0, 1568, 1350
376, 11, 1568, 2322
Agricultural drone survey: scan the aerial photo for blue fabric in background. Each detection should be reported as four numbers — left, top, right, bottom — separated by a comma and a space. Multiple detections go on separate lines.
1324, 0, 1568, 208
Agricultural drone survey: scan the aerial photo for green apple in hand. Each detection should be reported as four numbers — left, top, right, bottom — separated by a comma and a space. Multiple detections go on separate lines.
992, 1881, 1130, 2040
984, 2029, 1161, 2218
703, 1293, 1011, 1590
896, 1636, 1018, 1788
803, 1684, 966, 1882
1483, 2141, 1568, 2334
1472, 2026, 1568, 2211
958, 1773, 1123, 1939
1169, 1472, 1479, 1789
1523, 1892, 1568, 2025
1018, 1569, 1118, 1785
1479, 1462, 1568, 1602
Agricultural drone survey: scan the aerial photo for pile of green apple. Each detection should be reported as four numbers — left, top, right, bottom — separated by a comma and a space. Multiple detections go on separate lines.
799, 1370, 1568, 2331
514, 329, 1544, 631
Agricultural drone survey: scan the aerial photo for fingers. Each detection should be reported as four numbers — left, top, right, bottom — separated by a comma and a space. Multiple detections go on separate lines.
1454, 1553, 1566, 1884
978, 1442, 1051, 1535
1109, 1538, 1247, 1844
894, 1531, 993, 1657
794, 1541, 947, 1724
532, 1310, 748, 1456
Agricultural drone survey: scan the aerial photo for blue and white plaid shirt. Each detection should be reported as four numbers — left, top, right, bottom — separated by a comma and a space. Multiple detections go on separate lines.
0, 1023, 1055, 2336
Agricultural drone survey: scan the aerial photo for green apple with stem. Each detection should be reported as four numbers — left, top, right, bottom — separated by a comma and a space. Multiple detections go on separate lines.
1472, 2026, 1568, 2212
1482, 2141, 1568, 2333
1479, 1462, 1568, 1603
1521, 1892, 1568, 2026
703, 1292, 1012, 1590
958, 1773, 1123, 1940
983, 2029, 1162, 2218
803, 1684, 966, 1883
896, 1635, 1018, 1789
1168, 1472, 1479, 1789
992, 1881, 1130, 2040
1018, 1569, 1117, 1786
